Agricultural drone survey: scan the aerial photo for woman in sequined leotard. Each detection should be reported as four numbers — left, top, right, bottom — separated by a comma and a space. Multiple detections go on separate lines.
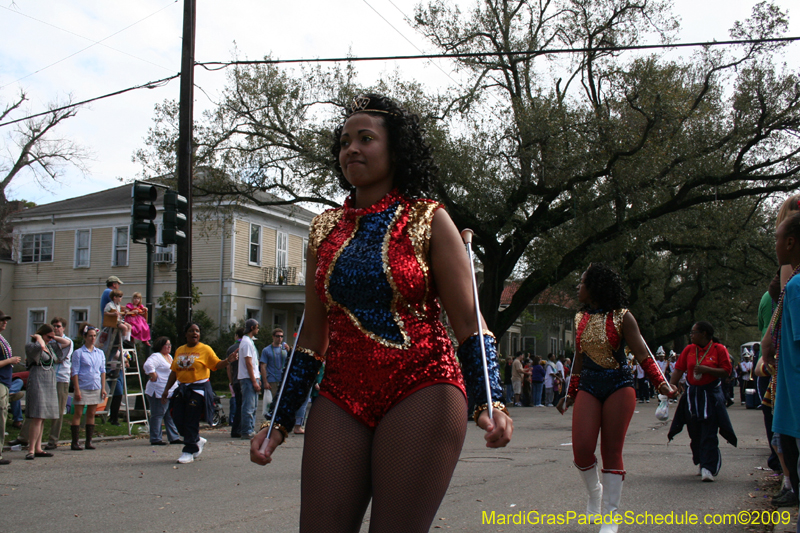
250, 94, 513, 533
557, 263, 674, 533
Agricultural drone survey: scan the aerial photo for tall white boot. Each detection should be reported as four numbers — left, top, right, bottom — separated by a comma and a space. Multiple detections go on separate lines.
599, 471, 624, 533
576, 463, 603, 523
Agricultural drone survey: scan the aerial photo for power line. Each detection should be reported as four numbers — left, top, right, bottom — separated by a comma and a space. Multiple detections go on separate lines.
0, 73, 180, 128
197, 36, 799, 69
2, 35, 796, 129
0, 1, 178, 90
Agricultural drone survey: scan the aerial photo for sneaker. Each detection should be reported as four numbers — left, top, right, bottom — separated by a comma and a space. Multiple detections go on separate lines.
697, 465, 703, 476
773, 489, 798, 507
193, 437, 207, 458
645, 399, 650, 403
240, 433, 255, 440
177, 452, 194, 464
701, 468, 714, 482
44, 443, 58, 450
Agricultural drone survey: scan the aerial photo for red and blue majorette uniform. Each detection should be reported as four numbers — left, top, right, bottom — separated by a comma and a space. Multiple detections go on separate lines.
268, 190, 504, 438
569, 308, 665, 401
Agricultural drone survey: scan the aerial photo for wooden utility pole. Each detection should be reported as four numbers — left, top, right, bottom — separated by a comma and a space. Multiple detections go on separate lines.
175, 0, 195, 332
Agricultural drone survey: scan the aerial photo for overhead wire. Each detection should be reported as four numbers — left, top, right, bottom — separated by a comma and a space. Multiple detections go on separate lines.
196, 36, 799, 68
0, 73, 180, 128
0, 0, 179, 90
2, 35, 797, 129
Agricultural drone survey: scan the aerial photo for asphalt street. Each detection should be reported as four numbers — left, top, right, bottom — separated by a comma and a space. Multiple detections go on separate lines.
1, 401, 795, 532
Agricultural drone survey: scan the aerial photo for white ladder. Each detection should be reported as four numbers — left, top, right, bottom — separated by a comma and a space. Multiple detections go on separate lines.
121, 346, 150, 435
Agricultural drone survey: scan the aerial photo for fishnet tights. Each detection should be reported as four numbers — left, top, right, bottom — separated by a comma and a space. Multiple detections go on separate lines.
299, 384, 467, 533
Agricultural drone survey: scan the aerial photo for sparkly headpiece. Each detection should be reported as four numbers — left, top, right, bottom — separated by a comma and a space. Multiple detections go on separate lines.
348, 95, 400, 117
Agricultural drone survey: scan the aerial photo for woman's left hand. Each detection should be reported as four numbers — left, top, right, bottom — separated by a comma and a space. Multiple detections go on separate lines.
477, 409, 513, 448
101, 389, 108, 400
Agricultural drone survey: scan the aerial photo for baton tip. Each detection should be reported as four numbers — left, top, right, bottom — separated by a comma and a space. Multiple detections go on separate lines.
461, 228, 474, 244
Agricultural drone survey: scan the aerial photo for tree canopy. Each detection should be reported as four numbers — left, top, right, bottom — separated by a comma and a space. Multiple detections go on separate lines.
135, 0, 800, 346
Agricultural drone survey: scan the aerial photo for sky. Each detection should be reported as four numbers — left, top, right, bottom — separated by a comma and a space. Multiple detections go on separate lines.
1, 0, 798, 206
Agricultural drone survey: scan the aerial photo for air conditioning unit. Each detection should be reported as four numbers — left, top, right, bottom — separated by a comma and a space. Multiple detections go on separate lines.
153, 251, 173, 264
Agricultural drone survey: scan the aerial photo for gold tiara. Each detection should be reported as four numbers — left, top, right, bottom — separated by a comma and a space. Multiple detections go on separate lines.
348, 95, 399, 116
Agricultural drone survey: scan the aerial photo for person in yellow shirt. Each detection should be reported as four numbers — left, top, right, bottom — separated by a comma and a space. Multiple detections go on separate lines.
162, 323, 238, 464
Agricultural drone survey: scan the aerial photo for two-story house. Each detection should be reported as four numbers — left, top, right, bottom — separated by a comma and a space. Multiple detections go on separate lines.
5, 183, 317, 349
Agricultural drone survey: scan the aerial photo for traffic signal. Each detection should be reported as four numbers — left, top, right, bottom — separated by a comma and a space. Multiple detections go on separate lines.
163, 190, 188, 245
131, 183, 157, 241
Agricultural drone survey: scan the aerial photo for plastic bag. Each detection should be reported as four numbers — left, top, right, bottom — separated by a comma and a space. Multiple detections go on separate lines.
655, 394, 669, 421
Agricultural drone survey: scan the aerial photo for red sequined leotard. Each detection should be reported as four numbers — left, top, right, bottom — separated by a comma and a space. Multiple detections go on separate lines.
310, 190, 465, 428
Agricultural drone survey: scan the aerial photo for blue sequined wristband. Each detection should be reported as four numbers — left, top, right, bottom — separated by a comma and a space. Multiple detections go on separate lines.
271, 349, 323, 431
457, 332, 504, 422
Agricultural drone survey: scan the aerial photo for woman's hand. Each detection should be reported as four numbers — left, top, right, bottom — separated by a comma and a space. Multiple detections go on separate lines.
557, 395, 574, 415
477, 409, 513, 448
149, 373, 158, 382
250, 427, 284, 465
75, 390, 82, 402
658, 382, 677, 398
161, 392, 169, 405
100, 389, 107, 400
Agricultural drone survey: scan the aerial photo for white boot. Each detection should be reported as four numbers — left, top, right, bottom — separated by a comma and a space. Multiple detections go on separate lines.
599, 471, 624, 533
577, 463, 603, 523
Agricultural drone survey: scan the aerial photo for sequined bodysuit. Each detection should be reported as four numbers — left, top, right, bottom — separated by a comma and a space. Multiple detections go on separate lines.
574, 309, 635, 402
309, 190, 465, 428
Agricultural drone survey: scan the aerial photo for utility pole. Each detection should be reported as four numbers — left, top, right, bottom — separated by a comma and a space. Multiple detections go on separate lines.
175, 0, 195, 331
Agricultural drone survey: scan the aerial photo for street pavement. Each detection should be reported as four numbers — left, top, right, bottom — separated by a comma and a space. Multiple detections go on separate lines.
1, 400, 796, 532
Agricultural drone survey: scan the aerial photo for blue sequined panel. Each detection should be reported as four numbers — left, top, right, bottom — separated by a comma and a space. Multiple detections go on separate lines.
578, 362, 635, 402
329, 203, 403, 344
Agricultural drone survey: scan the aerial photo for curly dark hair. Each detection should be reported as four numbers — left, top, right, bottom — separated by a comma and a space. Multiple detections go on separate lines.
331, 93, 438, 198
582, 263, 629, 311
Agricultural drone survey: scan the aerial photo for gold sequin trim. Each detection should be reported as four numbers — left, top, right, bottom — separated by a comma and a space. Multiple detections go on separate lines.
258, 421, 289, 444
309, 209, 344, 257
458, 330, 496, 346
405, 201, 440, 315
296, 345, 325, 362
473, 401, 510, 425
576, 309, 628, 369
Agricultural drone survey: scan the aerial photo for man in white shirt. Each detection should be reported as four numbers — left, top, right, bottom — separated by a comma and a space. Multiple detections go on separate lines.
237, 319, 261, 439
544, 354, 557, 406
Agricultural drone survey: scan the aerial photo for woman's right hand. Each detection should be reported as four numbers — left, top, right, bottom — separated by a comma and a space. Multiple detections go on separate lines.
250, 427, 283, 465
149, 373, 158, 382
75, 390, 82, 402
556, 396, 574, 415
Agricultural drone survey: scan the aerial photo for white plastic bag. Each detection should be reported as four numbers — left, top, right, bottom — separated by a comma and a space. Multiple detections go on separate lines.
655, 394, 669, 421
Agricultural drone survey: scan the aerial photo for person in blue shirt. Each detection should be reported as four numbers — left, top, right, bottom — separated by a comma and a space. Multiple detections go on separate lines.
70, 324, 107, 450
0, 311, 21, 465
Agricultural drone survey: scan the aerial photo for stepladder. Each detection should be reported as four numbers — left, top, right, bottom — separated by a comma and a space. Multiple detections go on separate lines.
101, 327, 149, 435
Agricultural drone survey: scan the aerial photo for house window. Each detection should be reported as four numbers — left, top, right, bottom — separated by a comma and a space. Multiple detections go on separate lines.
246, 308, 260, 321
70, 308, 89, 338
28, 308, 47, 336
74, 229, 91, 268
277, 231, 288, 270
550, 337, 558, 355
113, 227, 129, 266
20, 232, 53, 263
249, 223, 261, 265
272, 310, 287, 332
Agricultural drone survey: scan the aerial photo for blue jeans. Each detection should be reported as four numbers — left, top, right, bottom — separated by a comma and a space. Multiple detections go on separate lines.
239, 379, 258, 436
531, 382, 544, 406
147, 394, 180, 443
504, 384, 514, 404
9, 378, 23, 422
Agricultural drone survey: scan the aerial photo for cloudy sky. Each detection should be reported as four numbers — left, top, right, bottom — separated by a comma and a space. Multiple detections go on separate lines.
1, 0, 797, 206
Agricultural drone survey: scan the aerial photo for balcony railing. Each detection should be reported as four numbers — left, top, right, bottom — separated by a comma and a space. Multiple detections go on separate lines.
263, 266, 299, 286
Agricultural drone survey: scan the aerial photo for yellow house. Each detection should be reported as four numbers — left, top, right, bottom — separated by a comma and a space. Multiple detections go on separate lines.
5, 183, 316, 349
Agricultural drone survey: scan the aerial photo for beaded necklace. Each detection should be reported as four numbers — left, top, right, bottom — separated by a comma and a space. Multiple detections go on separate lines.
768, 262, 800, 400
